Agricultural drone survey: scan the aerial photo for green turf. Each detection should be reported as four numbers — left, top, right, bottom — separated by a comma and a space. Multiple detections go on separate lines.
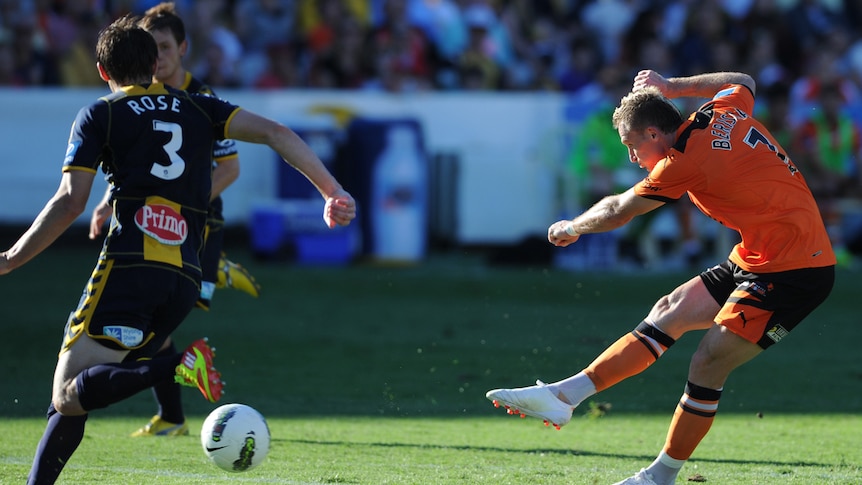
1, 242, 860, 483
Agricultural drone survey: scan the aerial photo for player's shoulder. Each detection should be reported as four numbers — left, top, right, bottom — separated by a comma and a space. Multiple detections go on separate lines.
74, 93, 114, 125
710, 83, 755, 114
186, 75, 216, 97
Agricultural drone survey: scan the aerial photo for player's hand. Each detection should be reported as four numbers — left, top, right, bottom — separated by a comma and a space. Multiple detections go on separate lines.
548, 220, 580, 247
632, 70, 670, 96
323, 189, 356, 228
89, 201, 113, 239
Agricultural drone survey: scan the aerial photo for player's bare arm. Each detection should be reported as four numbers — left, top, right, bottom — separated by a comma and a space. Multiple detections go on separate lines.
89, 186, 112, 240
633, 70, 756, 98
548, 187, 664, 247
226, 109, 356, 227
1, 170, 94, 274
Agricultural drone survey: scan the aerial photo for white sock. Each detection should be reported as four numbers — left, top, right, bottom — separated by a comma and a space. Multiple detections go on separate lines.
645, 451, 685, 485
546, 372, 596, 407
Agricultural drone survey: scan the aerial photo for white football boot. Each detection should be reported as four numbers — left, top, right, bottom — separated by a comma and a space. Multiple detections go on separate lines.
485, 380, 574, 430
611, 469, 660, 485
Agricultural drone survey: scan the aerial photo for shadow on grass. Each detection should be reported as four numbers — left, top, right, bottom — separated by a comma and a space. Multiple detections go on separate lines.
280, 438, 838, 469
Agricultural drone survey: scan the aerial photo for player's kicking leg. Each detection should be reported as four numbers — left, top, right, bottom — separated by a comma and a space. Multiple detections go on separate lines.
174, 337, 224, 403
130, 340, 189, 437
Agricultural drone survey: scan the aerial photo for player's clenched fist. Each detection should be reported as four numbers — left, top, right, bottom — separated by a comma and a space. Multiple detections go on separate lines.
323, 189, 356, 228
547, 220, 580, 247
632, 70, 669, 95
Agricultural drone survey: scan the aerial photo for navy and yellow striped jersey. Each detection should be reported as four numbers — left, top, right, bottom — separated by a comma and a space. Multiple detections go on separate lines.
63, 82, 242, 278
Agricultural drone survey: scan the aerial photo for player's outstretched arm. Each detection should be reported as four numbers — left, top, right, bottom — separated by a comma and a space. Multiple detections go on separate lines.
226, 110, 356, 228
633, 70, 756, 99
547, 187, 664, 247
1, 170, 94, 275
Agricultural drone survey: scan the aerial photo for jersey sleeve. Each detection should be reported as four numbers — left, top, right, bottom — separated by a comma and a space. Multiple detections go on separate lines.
198, 84, 239, 163
709, 83, 756, 116
205, 96, 242, 143
63, 102, 107, 174
213, 138, 238, 163
633, 151, 706, 203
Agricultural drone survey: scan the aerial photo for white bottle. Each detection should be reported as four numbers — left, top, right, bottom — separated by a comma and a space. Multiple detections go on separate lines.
371, 125, 427, 262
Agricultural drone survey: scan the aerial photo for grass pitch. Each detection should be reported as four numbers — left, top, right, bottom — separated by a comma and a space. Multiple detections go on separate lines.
1, 238, 860, 484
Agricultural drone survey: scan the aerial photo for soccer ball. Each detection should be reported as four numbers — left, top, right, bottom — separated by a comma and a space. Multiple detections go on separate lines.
200, 403, 270, 472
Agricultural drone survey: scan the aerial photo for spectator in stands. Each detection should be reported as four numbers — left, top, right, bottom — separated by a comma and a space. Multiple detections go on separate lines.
0, 30, 14, 85
741, 28, 789, 89
8, 17, 60, 85
253, 40, 302, 89
580, 0, 637, 64
309, 15, 368, 89
784, 0, 847, 54
675, 0, 738, 75
789, 45, 859, 130
758, 81, 793, 150
233, 0, 297, 87
58, 10, 107, 86
406, 0, 463, 69
517, 15, 564, 91
362, 0, 436, 92
794, 81, 862, 259
187, 0, 243, 88
454, 4, 499, 90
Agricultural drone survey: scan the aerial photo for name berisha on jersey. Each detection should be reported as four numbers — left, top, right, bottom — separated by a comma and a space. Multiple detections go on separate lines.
710, 108, 748, 151
126, 95, 180, 115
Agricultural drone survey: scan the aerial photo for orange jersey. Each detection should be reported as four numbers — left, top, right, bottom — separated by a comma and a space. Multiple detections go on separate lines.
634, 84, 836, 272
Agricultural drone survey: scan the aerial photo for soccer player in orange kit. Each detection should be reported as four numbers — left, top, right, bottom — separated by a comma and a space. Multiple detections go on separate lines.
486, 70, 836, 485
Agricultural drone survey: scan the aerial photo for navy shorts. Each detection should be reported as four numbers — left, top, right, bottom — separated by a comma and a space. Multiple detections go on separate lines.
61, 258, 199, 361
699, 260, 834, 349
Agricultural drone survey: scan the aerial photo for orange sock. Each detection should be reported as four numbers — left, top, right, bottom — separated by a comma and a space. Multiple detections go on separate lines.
664, 381, 722, 461
584, 321, 675, 392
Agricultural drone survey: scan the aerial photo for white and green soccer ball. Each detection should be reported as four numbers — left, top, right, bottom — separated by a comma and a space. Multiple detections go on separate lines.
201, 403, 270, 472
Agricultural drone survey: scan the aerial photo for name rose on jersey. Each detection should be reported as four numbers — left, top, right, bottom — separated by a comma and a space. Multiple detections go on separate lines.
126, 95, 181, 115
134, 204, 188, 245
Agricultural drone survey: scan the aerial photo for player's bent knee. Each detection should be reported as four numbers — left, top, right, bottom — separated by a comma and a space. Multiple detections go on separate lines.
52, 383, 86, 416
688, 348, 714, 373
52, 397, 84, 416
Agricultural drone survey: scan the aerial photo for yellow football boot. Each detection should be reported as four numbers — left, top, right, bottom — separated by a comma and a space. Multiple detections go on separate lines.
130, 415, 189, 437
216, 253, 261, 298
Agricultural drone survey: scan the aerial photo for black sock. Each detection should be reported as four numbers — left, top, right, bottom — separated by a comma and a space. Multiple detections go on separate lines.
76, 353, 180, 412
27, 404, 87, 485
152, 341, 185, 423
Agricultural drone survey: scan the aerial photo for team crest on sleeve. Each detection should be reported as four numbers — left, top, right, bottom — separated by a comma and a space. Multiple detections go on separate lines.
713, 87, 736, 99
134, 204, 188, 245
64, 140, 81, 165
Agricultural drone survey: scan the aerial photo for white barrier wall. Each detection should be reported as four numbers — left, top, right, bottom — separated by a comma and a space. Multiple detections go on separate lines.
0, 88, 573, 245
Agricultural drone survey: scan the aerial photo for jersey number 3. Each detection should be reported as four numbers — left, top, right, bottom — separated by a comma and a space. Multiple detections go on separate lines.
150, 120, 185, 180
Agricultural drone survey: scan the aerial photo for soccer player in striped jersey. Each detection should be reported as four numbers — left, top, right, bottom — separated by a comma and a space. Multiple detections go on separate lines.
88, 2, 262, 438
1, 15, 354, 484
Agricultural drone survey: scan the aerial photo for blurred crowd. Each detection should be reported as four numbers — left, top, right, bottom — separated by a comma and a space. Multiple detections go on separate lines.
4, 0, 862, 265
2, 0, 862, 95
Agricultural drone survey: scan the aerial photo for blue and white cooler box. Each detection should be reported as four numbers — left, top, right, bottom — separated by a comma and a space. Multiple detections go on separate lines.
250, 198, 359, 264
251, 116, 358, 264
